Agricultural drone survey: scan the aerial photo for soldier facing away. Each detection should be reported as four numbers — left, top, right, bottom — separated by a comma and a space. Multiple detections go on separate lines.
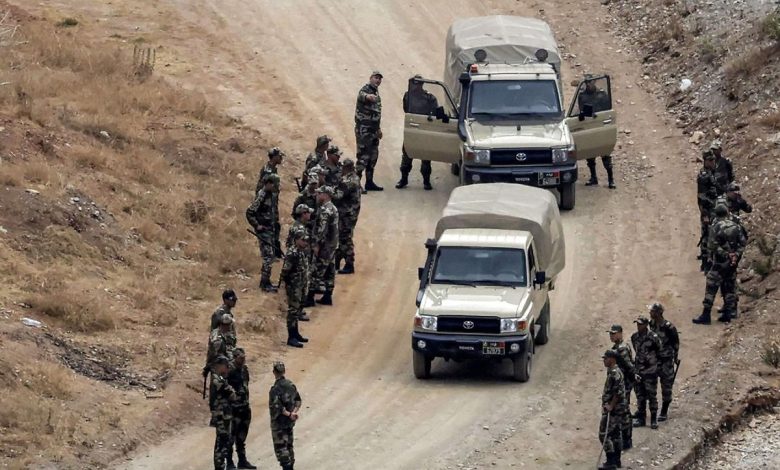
697, 152, 719, 272
211, 355, 238, 470
246, 173, 281, 292
256, 148, 285, 259
306, 186, 339, 306
334, 158, 361, 274
598, 349, 626, 470
281, 230, 310, 348
397, 75, 439, 190
725, 182, 752, 216
354, 70, 384, 192
648, 303, 679, 422
578, 75, 615, 189
631, 315, 661, 429
206, 314, 237, 374
226, 348, 257, 469
269, 361, 302, 470
301, 135, 331, 187
210, 289, 238, 334
608, 324, 634, 450
709, 140, 734, 195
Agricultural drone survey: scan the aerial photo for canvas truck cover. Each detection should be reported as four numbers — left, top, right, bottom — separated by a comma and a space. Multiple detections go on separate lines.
435, 183, 565, 279
444, 16, 562, 98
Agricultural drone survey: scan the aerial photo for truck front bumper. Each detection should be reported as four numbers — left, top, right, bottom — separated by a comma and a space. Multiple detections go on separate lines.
462, 163, 578, 187
411, 332, 531, 361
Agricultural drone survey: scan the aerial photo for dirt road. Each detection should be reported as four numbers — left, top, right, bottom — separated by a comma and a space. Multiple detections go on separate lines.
123, 1, 722, 468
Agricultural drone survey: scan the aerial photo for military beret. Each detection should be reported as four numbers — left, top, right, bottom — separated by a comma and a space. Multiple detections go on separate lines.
222, 289, 237, 301
371, 70, 383, 78
709, 140, 722, 150
327, 145, 343, 157
317, 186, 334, 196
726, 182, 740, 192
602, 350, 619, 359
267, 147, 285, 158
649, 302, 664, 314
272, 361, 285, 373
316, 135, 332, 147
233, 347, 245, 357
214, 355, 230, 365
633, 316, 650, 325
295, 204, 314, 215
220, 313, 234, 325
263, 173, 281, 184
607, 324, 623, 333
341, 157, 355, 167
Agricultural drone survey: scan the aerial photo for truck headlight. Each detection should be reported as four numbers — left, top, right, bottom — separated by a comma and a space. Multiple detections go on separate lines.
551, 146, 575, 164
414, 314, 438, 331
464, 146, 490, 165
500, 318, 528, 333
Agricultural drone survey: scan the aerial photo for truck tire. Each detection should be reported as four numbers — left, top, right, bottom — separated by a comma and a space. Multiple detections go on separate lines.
559, 182, 575, 210
512, 342, 532, 382
413, 350, 432, 379
450, 162, 460, 176
535, 298, 551, 346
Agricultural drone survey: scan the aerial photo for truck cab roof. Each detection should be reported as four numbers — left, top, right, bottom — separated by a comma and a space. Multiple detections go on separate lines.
469, 63, 557, 80
438, 228, 531, 249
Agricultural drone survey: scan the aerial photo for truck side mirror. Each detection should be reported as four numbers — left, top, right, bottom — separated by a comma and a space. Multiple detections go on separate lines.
534, 271, 546, 286
418, 267, 424, 280
579, 104, 595, 121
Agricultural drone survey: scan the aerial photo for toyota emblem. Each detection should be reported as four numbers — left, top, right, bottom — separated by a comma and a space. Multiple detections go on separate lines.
515, 152, 528, 161
463, 320, 475, 330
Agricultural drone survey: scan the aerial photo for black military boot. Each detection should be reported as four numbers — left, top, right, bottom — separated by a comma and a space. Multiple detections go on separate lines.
717, 309, 732, 323
395, 172, 409, 189
334, 256, 343, 272
260, 276, 278, 293
597, 452, 617, 470
302, 291, 316, 308
294, 325, 309, 343
316, 290, 333, 306
236, 454, 257, 469
650, 411, 658, 429
364, 169, 384, 191
338, 262, 355, 274
632, 410, 646, 428
692, 307, 712, 325
286, 328, 303, 348
606, 168, 616, 189
658, 401, 670, 422
423, 174, 433, 191
614, 448, 622, 468
226, 456, 237, 470
622, 429, 632, 450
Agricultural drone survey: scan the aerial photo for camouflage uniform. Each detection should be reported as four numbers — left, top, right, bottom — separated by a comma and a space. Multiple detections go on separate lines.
206, 328, 236, 371
697, 165, 718, 270
726, 192, 752, 216
211, 372, 237, 470
301, 151, 326, 187
599, 364, 626, 456
321, 157, 342, 189
281, 244, 309, 330
227, 360, 252, 466
334, 166, 361, 268
257, 162, 282, 256
291, 188, 318, 219
704, 213, 747, 317
269, 372, 302, 469
712, 154, 734, 196
246, 187, 278, 284
311, 195, 339, 294
354, 81, 382, 177
631, 325, 661, 424
611, 338, 634, 447
399, 85, 438, 185
210, 304, 235, 336
650, 317, 679, 412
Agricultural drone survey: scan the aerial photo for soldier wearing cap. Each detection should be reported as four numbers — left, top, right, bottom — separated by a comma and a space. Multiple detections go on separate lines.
709, 140, 734, 195
301, 135, 331, 186
322, 145, 343, 188
226, 348, 257, 469
725, 182, 752, 216
648, 303, 679, 422
598, 349, 626, 470
206, 314, 237, 374
306, 186, 339, 306
292, 171, 320, 218
286, 204, 313, 254
281, 229, 310, 348
697, 151, 719, 271
269, 361, 302, 470
246, 173, 281, 292
210, 289, 238, 333
608, 324, 634, 449
334, 157, 361, 274
397, 75, 438, 190
578, 74, 615, 189
630, 315, 661, 429
355, 70, 384, 192
256, 148, 285, 259
211, 354, 238, 470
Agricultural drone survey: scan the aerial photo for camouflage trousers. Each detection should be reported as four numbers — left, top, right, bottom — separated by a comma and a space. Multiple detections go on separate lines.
285, 281, 304, 329
658, 357, 676, 404
271, 426, 295, 466
337, 213, 359, 265
312, 248, 336, 292
400, 146, 431, 177
635, 373, 658, 413
699, 220, 710, 268
213, 417, 233, 469
258, 233, 275, 279
355, 126, 380, 175
703, 266, 736, 313
599, 411, 624, 454
230, 406, 251, 458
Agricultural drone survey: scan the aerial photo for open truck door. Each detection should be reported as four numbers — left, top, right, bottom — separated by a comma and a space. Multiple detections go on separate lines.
565, 75, 617, 161
403, 77, 462, 164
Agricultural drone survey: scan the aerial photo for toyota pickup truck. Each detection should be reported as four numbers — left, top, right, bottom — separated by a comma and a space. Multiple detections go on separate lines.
412, 183, 566, 382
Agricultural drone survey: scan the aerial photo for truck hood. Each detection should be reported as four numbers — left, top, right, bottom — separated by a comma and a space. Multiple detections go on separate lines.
418, 284, 530, 317
466, 120, 568, 149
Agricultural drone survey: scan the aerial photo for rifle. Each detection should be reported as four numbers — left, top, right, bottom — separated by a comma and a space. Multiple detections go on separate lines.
597, 411, 611, 468
671, 358, 681, 384
294, 177, 303, 193
201, 366, 210, 399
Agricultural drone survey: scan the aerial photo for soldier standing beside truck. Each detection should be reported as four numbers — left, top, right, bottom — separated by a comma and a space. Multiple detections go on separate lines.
396, 76, 438, 190
579, 76, 616, 189
355, 71, 384, 192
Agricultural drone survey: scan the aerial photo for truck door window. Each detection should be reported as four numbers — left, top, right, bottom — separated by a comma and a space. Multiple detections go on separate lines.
406, 79, 458, 118
468, 80, 561, 118
528, 245, 537, 274
432, 247, 527, 287
569, 76, 612, 117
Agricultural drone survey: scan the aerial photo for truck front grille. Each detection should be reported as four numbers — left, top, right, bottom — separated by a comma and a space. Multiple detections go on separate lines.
490, 149, 552, 166
437, 316, 500, 334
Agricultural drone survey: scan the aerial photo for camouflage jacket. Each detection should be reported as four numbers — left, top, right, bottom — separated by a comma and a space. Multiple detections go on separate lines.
355, 83, 381, 129
314, 201, 339, 249
269, 377, 302, 429
708, 217, 747, 266
697, 169, 718, 218
285, 220, 311, 253
649, 319, 679, 360
292, 189, 318, 217
303, 150, 327, 181
713, 156, 734, 195
281, 245, 309, 287
256, 162, 280, 194
403, 90, 438, 115
631, 330, 661, 376
246, 189, 277, 234
335, 172, 361, 218
227, 363, 250, 409
206, 328, 236, 368
726, 194, 752, 216
602, 366, 627, 414
209, 304, 236, 336
612, 341, 635, 387
321, 160, 342, 188
211, 373, 238, 420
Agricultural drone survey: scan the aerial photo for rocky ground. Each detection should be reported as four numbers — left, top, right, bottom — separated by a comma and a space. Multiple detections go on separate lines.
692, 410, 780, 469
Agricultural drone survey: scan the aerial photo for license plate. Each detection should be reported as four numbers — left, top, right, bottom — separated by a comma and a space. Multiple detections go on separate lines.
514, 176, 531, 183
539, 171, 559, 186
483, 341, 505, 355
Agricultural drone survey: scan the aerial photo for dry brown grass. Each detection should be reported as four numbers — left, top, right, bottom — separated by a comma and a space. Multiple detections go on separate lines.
26, 288, 115, 332
22, 160, 53, 184
724, 45, 780, 80
759, 112, 780, 129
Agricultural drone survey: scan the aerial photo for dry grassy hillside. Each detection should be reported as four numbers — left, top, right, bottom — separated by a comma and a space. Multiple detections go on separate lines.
0, 4, 292, 467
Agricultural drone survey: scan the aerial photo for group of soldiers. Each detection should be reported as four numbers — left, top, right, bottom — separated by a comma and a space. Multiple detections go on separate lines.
598, 303, 680, 469
205, 290, 303, 470
693, 140, 751, 324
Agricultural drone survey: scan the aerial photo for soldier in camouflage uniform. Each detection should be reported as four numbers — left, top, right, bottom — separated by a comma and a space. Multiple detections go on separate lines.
206, 315, 237, 373
287, 205, 314, 319
301, 135, 331, 187
226, 348, 257, 469
256, 148, 285, 259
579, 75, 616, 189
291, 176, 319, 219
211, 355, 238, 470
321, 145, 343, 188
307, 186, 339, 306
608, 324, 634, 450
598, 350, 626, 470
334, 158, 361, 274
693, 202, 747, 324
281, 230, 310, 348
355, 70, 384, 192
709, 140, 734, 195
697, 152, 718, 272
210, 289, 238, 333
397, 75, 438, 190
725, 183, 752, 216
269, 361, 302, 470
631, 315, 661, 429
247, 173, 281, 292
648, 303, 679, 422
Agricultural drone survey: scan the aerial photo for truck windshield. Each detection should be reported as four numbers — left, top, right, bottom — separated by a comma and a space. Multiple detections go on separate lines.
431, 247, 527, 287
468, 80, 561, 118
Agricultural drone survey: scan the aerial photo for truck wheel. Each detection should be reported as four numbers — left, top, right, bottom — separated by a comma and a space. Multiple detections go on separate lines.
512, 343, 532, 382
559, 182, 575, 210
450, 163, 460, 176
535, 298, 551, 346
413, 351, 432, 379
